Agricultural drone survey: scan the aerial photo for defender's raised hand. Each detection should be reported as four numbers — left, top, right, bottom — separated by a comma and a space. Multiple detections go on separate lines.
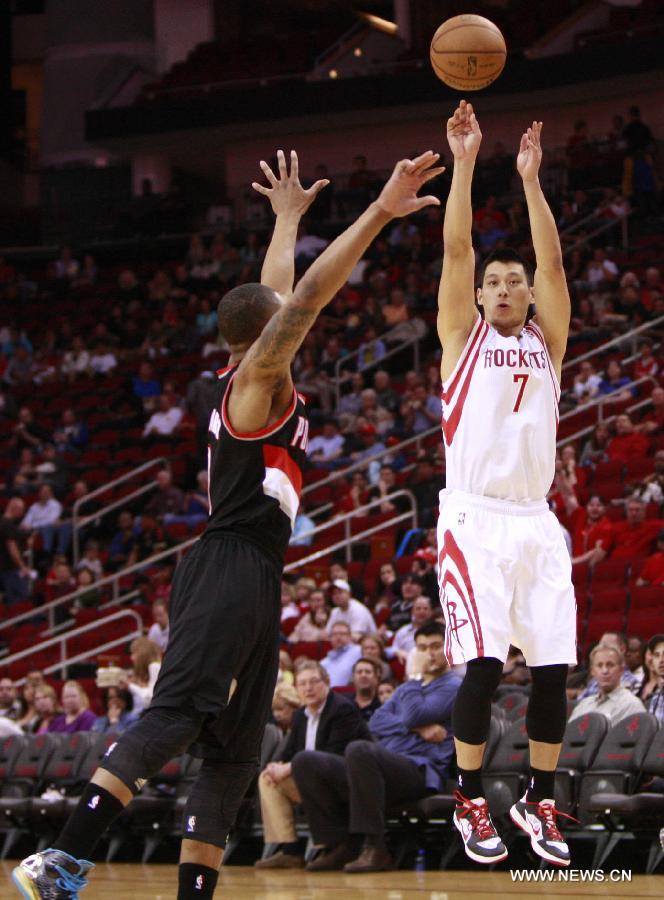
252, 149, 329, 217
446, 100, 482, 161
517, 121, 543, 183
376, 151, 445, 218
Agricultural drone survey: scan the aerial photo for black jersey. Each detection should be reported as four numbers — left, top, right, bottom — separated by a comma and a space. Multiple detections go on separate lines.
204, 365, 309, 565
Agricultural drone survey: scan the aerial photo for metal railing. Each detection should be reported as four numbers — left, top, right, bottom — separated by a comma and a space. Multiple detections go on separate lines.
557, 395, 654, 448
302, 424, 439, 498
333, 328, 421, 407
289, 489, 416, 564
558, 375, 657, 436
561, 206, 632, 255
3, 609, 143, 682
561, 315, 664, 374
72, 457, 167, 564
2, 539, 198, 636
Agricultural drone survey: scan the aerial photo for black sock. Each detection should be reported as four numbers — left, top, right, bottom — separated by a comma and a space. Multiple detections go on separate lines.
178, 863, 218, 899
526, 767, 556, 803
457, 767, 484, 801
55, 784, 126, 860
279, 841, 300, 856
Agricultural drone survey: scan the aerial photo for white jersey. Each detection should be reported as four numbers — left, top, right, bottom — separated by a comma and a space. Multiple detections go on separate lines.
441, 315, 560, 502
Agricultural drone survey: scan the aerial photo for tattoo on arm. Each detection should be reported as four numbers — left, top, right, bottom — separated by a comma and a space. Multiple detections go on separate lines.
249, 303, 319, 374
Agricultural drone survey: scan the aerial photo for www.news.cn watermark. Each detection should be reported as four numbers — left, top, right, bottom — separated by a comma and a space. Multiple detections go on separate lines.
511, 869, 632, 883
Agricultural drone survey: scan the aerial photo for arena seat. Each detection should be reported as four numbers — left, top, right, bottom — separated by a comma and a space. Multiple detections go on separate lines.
483, 716, 531, 818
554, 712, 609, 814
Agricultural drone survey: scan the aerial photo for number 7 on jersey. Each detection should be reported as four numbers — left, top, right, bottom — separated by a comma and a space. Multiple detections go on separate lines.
512, 374, 529, 413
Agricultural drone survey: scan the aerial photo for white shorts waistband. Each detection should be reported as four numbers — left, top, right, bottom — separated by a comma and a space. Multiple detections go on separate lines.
439, 488, 549, 517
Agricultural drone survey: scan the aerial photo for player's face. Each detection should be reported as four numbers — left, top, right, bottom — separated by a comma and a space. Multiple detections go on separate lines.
477, 262, 533, 332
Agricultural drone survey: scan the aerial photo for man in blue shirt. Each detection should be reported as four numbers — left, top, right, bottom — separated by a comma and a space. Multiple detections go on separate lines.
292, 621, 460, 872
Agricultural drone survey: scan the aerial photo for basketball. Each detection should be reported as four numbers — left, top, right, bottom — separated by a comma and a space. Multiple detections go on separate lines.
430, 14, 506, 91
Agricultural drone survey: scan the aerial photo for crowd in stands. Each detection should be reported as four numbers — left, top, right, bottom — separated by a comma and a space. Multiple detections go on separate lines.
0, 103, 662, 866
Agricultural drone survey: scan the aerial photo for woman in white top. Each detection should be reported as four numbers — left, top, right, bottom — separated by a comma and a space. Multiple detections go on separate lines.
125, 637, 162, 714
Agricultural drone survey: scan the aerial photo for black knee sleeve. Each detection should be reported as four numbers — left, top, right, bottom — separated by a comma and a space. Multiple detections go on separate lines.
182, 760, 258, 849
452, 657, 504, 745
526, 664, 568, 744
99, 706, 205, 796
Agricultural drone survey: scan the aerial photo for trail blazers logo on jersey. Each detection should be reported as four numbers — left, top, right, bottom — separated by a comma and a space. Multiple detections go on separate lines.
262, 444, 303, 527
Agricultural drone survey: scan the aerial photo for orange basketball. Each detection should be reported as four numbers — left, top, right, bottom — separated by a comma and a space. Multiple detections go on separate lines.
430, 14, 506, 91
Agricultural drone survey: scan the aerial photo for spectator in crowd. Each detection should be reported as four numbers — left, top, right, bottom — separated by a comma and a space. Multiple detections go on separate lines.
410, 457, 441, 527
128, 513, 172, 565
604, 497, 664, 561
367, 465, 410, 517
278, 651, 295, 688
147, 599, 170, 652
89, 343, 118, 376
48, 681, 96, 733
271, 683, 302, 742
387, 595, 435, 667
4, 345, 35, 385
9, 406, 49, 456
570, 644, 645, 727
75, 540, 104, 581
132, 361, 161, 415
563, 494, 612, 564
639, 385, 664, 436
399, 384, 440, 435
621, 105, 654, 156
289, 510, 316, 546
388, 573, 426, 632
0, 497, 32, 604
108, 510, 137, 571
60, 336, 90, 382
290, 589, 330, 643
53, 246, 79, 281
280, 582, 301, 627
607, 414, 649, 463
579, 421, 611, 468
307, 420, 346, 467
16, 680, 39, 731
125, 637, 162, 714
356, 325, 387, 370
0, 677, 21, 719
631, 450, 664, 506
351, 657, 381, 723
321, 622, 363, 688
635, 530, 664, 586
377, 681, 396, 704
572, 361, 602, 405
294, 222, 328, 263
337, 371, 365, 417
93, 687, 138, 734
327, 579, 376, 640
633, 341, 659, 380
373, 371, 401, 415
598, 360, 635, 402
69, 568, 101, 612
585, 247, 619, 289
21, 484, 63, 555
144, 469, 184, 520
293, 622, 460, 872
30, 684, 59, 734
625, 636, 645, 682
360, 633, 392, 682
579, 632, 641, 697
143, 393, 183, 438
255, 660, 370, 869
644, 635, 664, 725
162, 470, 209, 529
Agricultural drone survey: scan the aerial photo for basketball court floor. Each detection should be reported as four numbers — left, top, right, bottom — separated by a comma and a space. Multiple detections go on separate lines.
1, 864, 662, 899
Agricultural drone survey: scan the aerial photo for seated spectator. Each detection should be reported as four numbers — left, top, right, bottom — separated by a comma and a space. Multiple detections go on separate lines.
144, 469, 184, 520
53, 245, 79, 281
290, 510, 315, 546
584, 248, 619, 290
293, 577, 316, 608
293, 622, 460, 872
356, 390, 393, 437
410, 457, 441, 528
0, 677, 21, 720
195, 297, 218, 339
255, 660, 370, 869
356, 325, 386, 369
280, 581, 301, 627
578, 632, 641, 697
636, 530, 664, 586
372, 371, 400, 415
337, 471, 371, 515
377, 680, 396, 704
132, 361, 161, 414
143, 393, 183, 438
382, 288, 409, 327
76, 539, 104, 580
501, 646, 531, 687
307, 420, 346, 467
633, 341, 659, 380
93, 687, 138, 734
128, 513, 173, 565
147, 599, 170, 652
22, 484, 63, 555
624, 636, 645, 683
569, 644, 645, 727
89, 344, 118, 376
270, 683, 302, 759
15, 679, 39, 731
52, 408, 88, 453
598, 360, 636, 402
562, 494, 612, 565
638, 386, 664, 435
321, 622, 363, 687
572, 361, 602, 405
70, 568, 101, 611
293, 347, 334, 415
328, 579, 376, 641
162, 470, 209, 528
387, 574, 425, 632
631, 450, 664, 505
399, 385, 440, 435
290, 589, 330, 643
604, 497, 664, 561
336, 371, 365, 417
579, 422, 611, 468
48, 681, 96, 733
351, 657, 381, 723
367, 465, 410, 517
386, 596, 434, 667
360, 633, 392, 682
645, 635, 664, 726
607, 414, 649, 463
30, 684, 59, 734
278, 650, 295, 687
0, 497, 32, 605
9, 406, 50, 456
60, 336, 90, 381
108, 510, 137, 571
125, 637, 162, 714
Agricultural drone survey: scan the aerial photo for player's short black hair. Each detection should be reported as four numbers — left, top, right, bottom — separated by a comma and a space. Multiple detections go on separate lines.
480, 248, 533, 287
217, 282, 280, 346
414, 620, 445, 641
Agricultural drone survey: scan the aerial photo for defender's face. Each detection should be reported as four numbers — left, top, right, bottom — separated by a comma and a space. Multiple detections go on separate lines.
477, 262, 533, 331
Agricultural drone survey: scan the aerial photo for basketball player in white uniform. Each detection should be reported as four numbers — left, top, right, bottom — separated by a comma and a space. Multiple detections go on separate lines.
437, 101, 575, 867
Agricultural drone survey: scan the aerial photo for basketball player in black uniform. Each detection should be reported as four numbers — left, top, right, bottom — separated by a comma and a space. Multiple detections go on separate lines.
13, 148, 444, 899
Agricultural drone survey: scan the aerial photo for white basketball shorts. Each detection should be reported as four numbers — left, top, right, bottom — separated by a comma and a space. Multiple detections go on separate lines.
436, 489, 577, 668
